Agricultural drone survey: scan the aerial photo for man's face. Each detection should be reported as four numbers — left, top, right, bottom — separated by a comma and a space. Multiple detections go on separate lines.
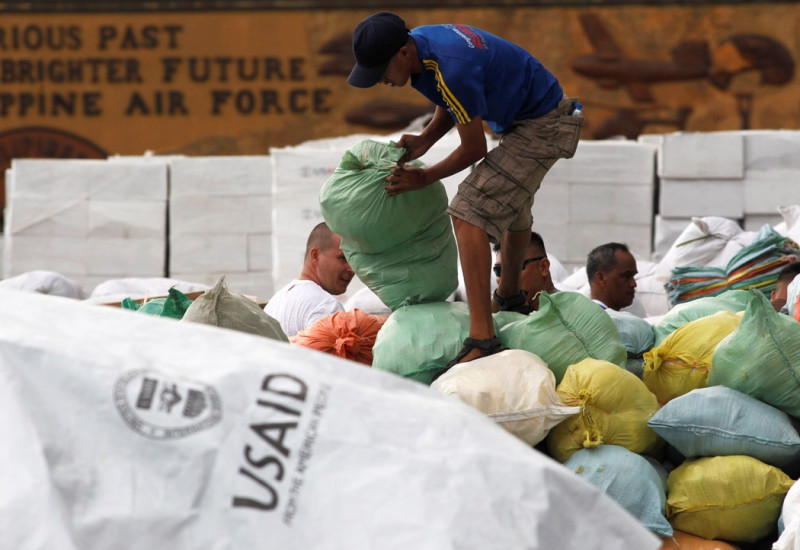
379, 49, 412, 87
771, 280, 790, 311
495, 246, 549, 309
601, 250, 638, 311
316, 235, 355, 296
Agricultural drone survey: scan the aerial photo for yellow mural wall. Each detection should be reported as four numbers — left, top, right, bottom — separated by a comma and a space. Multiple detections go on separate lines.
0, 5, 797, 162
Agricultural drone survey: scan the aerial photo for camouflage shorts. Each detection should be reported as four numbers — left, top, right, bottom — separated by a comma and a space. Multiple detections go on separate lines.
447, 96, 583, 243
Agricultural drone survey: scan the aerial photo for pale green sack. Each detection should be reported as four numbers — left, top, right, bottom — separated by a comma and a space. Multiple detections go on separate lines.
498, 291, 627, 384
319, 139, 458, 310
709, 288, 800, 416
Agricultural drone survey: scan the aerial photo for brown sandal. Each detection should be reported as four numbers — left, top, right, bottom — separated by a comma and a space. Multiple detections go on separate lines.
433, 337, 505, 382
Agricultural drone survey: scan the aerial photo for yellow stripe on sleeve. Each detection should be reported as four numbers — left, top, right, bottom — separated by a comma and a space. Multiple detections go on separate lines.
423, 59, 470, 124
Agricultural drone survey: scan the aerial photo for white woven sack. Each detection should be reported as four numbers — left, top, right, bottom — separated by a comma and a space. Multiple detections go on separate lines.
775, 205, 800, 245
431, 349, 580, 446
0, 289, 660, 550
774, 478, 800, 550
0, 270, 87, 299
654, 216, 755, 281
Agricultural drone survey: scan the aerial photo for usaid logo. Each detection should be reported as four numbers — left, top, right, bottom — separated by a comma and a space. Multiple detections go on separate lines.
114, 370, 222, 440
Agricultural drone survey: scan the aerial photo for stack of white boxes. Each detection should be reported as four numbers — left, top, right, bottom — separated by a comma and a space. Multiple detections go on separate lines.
652, 130, 800, 258
533, 140, 658, 274
169, 156, 273, 300
270, 144, 362, 301
3, 159, 168, 294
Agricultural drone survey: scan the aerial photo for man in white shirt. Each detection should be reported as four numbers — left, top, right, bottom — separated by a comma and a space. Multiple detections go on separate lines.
587, 242, 638, 311
265, 222, 355, 337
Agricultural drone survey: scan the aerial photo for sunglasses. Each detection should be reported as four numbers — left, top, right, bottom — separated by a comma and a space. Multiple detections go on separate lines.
493, 256, 546, 277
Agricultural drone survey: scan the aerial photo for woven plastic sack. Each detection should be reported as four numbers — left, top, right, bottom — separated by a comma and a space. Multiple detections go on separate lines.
546, 358, 663, 463
0, 270, 87, 299
654, 216, 753, 281
0, 288, 664, 550
319, 139, 458, 310
372, 302, 502, 385
774, 477, 800, 550
643, 310, 742, 405
564, 445, 673, 538
649, 386, 800, 467
181, 276, 288, 342
431, 349, 579, 446
121, 287, 194, 320
787, 274, 800, 318
290, 309, 387, 366
498, 292, 627, 384
666, 455, 794, 543
651, 289, 749, 345
606, 308, 655, 356
709, 288, 800, 416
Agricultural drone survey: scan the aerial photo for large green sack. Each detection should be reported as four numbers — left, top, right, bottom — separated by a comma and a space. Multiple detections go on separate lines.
498, 292, 627, 384
708, 288, 800, 416
373, 302, 503, 385
651, 289, 749, 346
320, 140, 458, 310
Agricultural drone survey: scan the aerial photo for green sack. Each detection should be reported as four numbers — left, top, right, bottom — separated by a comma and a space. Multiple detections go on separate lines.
498, 291, 627, 384
181, 276, 288, 342
372, 301, 503, 385
319, 139, 458, 310
708, 288, 800, 417
120, 287, 194, 320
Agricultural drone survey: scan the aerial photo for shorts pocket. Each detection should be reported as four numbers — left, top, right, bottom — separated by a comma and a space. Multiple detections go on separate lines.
551, 114, 583, 159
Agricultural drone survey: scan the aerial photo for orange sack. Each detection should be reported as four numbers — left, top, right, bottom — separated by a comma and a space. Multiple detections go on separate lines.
659, 530, 740, 550
291, 308, 387, 366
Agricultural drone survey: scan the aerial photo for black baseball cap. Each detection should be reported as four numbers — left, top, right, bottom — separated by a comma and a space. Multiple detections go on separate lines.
348, 12, 410, 88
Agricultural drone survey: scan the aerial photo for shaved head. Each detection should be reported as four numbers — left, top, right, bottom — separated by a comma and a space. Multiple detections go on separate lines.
305, 222, 337, 260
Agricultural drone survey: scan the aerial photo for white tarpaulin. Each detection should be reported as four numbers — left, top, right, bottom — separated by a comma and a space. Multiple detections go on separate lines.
0, 289, 660, 550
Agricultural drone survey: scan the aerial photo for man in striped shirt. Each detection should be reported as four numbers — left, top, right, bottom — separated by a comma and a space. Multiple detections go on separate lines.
348, 12, 583, 371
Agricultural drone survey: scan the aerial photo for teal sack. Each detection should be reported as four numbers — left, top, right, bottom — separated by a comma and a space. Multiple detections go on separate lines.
709, 288, 800, 417
564, 445, 673, 538
498, 292, 627, 384
372, 302, 502, 385
648, 386, 800, 467
320, 139, 458, 311
605, 308, 655, 356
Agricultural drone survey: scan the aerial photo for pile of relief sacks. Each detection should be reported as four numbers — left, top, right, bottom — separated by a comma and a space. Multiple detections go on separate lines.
310, 139, 800, 549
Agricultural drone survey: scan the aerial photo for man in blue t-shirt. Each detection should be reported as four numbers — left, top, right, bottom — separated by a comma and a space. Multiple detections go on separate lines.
348, 12, 583, 373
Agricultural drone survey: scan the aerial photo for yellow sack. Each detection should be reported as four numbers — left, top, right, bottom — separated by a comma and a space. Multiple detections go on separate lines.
666, 455, 794, 543
643, 310, 742, 405
546, 358, 663, 463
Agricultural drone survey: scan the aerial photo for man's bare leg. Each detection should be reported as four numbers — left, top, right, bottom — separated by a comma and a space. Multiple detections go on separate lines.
494, 229, 530, 308
451, 216, 496, 363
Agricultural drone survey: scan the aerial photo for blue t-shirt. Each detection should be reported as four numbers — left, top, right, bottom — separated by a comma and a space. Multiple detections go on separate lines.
410, 24, 563, 134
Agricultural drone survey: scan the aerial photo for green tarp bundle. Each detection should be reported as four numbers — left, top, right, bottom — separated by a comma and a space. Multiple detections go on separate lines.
665, 225, 800, 306
320, 139, 458, 311
121, 287, 194, 319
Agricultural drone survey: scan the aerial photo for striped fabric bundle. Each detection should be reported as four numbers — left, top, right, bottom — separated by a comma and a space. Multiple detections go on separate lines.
666, 225, 800, 306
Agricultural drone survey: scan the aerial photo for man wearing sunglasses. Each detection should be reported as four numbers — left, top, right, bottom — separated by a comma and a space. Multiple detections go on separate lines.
493, 232, 558, 313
